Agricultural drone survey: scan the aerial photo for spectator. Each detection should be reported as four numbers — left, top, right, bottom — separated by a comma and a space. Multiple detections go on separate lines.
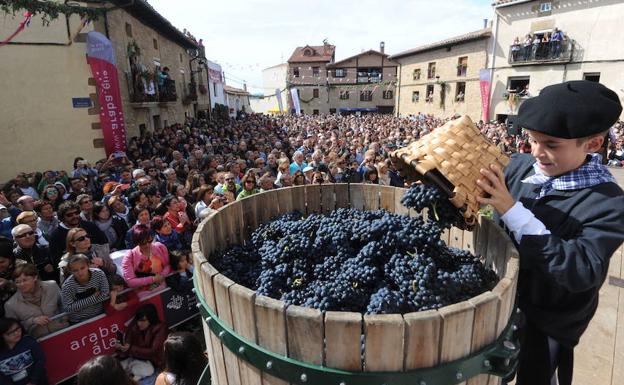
363, 167, 380, 184
0, 317, 47, 385
289, 151, 307, 174
4, 263, 68, 338
236, 174, 259, 201
108, 195, 131, 226
155, 332, 207, 385
122, 224, 170, 299
15, 211, 48, 248
0, 237, 19, 318
292, 171, 306, 186
116, 303, 167, 376
125, 206, 152, 249
104, 274, 139, 315
33, 201, 59, 241
41, 185, 62, 211
93, 202, 128, 251
151, 216, 182, 253
58, 227, 115, 284
60, 254, 110, 324
165, 250, 193, 292
77, 355, 137, 385
11, 224, 57, 283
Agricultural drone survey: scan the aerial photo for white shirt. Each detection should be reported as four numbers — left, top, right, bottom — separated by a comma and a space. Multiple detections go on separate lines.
500, 201, 551, 244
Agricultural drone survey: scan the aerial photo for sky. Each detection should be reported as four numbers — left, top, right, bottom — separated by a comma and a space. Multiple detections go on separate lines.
147, 0, 493, 95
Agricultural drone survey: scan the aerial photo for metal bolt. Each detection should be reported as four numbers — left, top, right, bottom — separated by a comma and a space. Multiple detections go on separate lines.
238, 347, 245, 354
419, 381, 427, 385
191, 288, 196, 293
504, 358, 511, 367
516, 308, 521, 314
196, 303, 202, 309
339, 382, 346, 385
218, 331, 225, 339
204, 316, 212, 323
266, 361, 273, 370
483, 359, 491, 368
456, 372, 463, 380
512, 324, 518, 331
503, 340, 516, 351
300, 373, 307, 382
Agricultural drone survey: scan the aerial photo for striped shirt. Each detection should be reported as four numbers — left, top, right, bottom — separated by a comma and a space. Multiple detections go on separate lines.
61, 268, 110, 323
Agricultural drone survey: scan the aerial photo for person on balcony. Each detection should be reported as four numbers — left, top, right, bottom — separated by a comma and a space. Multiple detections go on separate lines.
158, 67, 170, 98
511, 37, 521, 62
550, 28, 564, 58
531, 34, 541, 60
522, 34, 532, 61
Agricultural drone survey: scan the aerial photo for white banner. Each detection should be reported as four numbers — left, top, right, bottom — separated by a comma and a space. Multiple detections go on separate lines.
276, 88, 284, 113
290, 87, 301, 116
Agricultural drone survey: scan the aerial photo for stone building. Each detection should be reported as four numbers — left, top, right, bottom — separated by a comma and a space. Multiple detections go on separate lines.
224, 85, 251, 117
390, 28, 491, 120
326, 46, 398, 115
287, 43, 336, 115
0, 0, 207, 179
489, 0, 624, 124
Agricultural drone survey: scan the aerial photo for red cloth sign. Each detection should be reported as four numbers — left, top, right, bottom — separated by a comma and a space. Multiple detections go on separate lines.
86, 32, 127, 156
479, 69, 492, 122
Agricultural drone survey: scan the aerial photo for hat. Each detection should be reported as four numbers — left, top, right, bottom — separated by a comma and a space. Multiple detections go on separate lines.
0, 204, 6, 211
516, 81, 622, 139
102, 181, 119, 194
54, 181, 66, 190
303, 166, 314, 173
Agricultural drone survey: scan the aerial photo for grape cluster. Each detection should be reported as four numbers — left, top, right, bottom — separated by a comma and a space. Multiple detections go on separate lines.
212, 197, 498, 315
400, 184, 465, 229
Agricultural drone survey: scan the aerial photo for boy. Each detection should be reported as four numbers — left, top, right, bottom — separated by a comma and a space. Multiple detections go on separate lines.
476, 80, 624, 385
61, 254, 110, 324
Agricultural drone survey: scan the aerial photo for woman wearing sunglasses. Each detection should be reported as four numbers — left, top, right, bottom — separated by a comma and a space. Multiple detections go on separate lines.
58, 228, 116, 284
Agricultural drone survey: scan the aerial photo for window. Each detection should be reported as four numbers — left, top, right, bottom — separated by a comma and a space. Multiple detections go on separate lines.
312, 67, 320, 77
539, 2, 552, 13
339, 90, 350, 100
125, 23, 132, 37
426, 85, 434, 102
213, 82, 218, 97
180, 53, 183, 63
334, 68, 345, 77
427, 62, 436, 79
303, 49, 312, 56
457, 57, 468, 77
583, 72, 601, 82
455, 82, 466, 102
357, 68, 382, 83
313, 109, 319, 115
413, 69, 421, 80
383, 90, 393, 99
360, 90, 373, 101
313, 89, 319, 98
507, 76, 530, 94
412, 91, 420, 103
329, 108, 336, 114
293, 67, 300, 77
153, 39, 158, 50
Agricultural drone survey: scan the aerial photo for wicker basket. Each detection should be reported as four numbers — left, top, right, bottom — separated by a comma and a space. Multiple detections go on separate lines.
193, 184, 519, 385
390, 115, 510, 227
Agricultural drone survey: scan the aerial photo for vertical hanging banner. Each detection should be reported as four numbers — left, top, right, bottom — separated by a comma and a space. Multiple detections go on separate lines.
275, 88, 284, 113
479, 69, 492, 122
86, 31, 127, 155
290, 87, 301, 116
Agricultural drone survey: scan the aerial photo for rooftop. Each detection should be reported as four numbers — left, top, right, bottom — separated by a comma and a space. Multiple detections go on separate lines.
109, 0, 198, 49
491, 0, 532, 8
388, 28, 491, 60
288, 44, 336, 63
224, 85, 250, 96
327, 49, 397, 68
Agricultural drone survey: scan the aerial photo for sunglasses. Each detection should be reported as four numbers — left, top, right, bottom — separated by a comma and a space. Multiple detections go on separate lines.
15, 231, 35, 239
73, 235, 89, 242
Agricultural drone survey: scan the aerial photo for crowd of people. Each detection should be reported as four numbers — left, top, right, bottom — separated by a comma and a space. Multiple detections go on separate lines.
0, 111, 622, 384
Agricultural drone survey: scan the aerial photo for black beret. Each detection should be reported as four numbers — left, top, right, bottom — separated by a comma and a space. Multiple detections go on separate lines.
516, 80, 622, 139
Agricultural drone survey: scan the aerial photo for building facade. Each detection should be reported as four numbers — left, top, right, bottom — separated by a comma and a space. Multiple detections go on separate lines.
287, 43, 336, 115
224, 85, 251, 117
489, 0, 624, 123
390, 29, 491, 120
250, 63, 289, 114
207, 59, 226, 109
0, 0, 206, 180
326, 47, 398, 115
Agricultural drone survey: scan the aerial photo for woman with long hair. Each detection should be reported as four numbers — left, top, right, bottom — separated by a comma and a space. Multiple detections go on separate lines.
155, 332, 207, 385
0, 317, 47, 385
92, 201, 128, 251
58, 227, 116, 283
77, 355, 137, 385
236, 173, 259, 201
292, 170, 306, 186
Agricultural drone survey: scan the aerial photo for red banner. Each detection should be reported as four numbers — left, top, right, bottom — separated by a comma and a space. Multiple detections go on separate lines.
479, 69, 491, 122
39, 294, 163, 384
87, 31, 127, 156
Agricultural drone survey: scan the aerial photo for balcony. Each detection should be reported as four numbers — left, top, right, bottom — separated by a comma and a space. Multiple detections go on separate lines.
357, 68, 382, 83
127, 72, 178, 106
182, 82, 198, 105
508, 39, 574, 65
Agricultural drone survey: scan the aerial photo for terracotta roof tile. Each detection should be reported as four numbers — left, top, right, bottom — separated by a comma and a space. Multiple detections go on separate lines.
288, 45, 336, 63
224, 85, 249, 96
389, 28, 491, 60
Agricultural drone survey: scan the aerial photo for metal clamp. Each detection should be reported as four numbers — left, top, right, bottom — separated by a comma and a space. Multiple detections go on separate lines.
194, 278, 520, 385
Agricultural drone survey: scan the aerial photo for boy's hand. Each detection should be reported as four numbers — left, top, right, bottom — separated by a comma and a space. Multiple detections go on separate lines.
476, 164, 515, 215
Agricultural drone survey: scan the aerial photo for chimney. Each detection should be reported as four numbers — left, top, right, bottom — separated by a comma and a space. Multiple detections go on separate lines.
243, 83, 247, 92
380, 41, 385, 54
483, 19, 488, 29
